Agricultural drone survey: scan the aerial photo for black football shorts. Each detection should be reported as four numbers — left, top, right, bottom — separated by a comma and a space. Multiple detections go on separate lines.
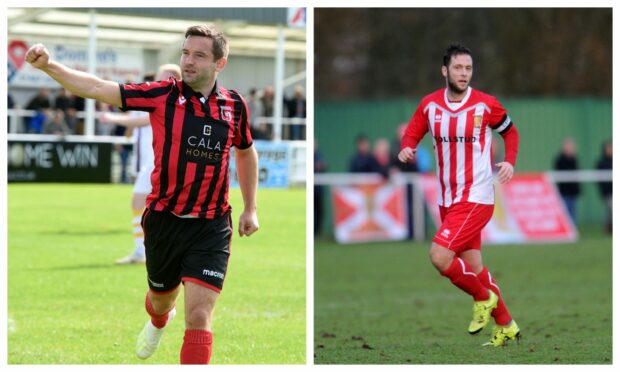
141, 208, 232, 293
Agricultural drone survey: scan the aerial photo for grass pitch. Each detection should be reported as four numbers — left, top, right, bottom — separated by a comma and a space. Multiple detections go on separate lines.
314, 233, 612, 364
8, 183, 305, 364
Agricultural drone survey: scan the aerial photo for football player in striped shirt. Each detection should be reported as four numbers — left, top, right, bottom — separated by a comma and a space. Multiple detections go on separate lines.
25, 25, 259, 363
399, 44, 521, 347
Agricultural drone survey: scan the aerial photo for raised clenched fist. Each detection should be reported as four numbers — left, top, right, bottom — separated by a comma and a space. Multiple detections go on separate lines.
25, 43, 50, 70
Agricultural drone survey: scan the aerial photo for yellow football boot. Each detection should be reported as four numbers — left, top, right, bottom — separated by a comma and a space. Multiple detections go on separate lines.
482, 320, 521, 347
468, 290, 498, 334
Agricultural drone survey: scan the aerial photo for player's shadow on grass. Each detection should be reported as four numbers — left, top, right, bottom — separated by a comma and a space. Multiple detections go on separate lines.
39, 229, 127, 236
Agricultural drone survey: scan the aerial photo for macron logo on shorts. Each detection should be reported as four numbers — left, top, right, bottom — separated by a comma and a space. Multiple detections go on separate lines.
148, 277, 164, 288
203, 269, 225, 280
441, 229, 451, 238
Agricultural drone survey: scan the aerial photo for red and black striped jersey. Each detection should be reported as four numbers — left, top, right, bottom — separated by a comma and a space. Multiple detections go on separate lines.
119, 78, 252, 219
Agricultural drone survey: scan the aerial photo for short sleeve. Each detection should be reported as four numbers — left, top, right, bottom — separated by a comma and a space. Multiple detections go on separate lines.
119, 79, 175, 113
232, 93, 253, 149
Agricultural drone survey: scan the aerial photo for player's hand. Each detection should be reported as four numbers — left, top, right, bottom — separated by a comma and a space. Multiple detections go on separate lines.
238, 210, 259, 237
25, 43, 51, 70
398, 147, 417, 163
495, 162, 514, 184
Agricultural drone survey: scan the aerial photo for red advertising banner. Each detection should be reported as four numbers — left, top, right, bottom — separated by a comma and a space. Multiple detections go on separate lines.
332, 183, 408, 243
419, 173, 577, 244
500, 173, 577, 242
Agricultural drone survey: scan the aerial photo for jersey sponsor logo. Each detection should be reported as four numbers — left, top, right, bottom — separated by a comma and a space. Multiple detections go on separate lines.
182, 116, 227, 165
434, 136, 477, 143
220, 106, 233, 122
203, 269, 225, 280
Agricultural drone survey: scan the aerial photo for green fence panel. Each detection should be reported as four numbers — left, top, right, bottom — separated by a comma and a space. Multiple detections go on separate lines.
315, 98, 611, 231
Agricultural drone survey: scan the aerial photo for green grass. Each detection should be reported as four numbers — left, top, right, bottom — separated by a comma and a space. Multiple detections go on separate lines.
8, 184, 306, 364
314, 236, 612, 364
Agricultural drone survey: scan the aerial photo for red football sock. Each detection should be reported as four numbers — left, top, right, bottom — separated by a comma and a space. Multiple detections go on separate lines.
442, 258, 489, 301
477, 267, 512, 325
180, 329, 213, 364
144, 292, 171, 329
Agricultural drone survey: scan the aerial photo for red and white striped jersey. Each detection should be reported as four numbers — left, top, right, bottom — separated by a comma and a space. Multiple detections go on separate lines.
402, 87, 513, 207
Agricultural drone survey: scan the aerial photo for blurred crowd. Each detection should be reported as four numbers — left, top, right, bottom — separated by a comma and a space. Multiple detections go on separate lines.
7, 82, 306, 141
246, 84, 306, 141
348, 124, 432, 178
8, 87, 84, 135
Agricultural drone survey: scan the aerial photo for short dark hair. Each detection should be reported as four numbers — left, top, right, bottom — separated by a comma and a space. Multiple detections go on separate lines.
185, 25, 229, 61
443, 44, 473, 67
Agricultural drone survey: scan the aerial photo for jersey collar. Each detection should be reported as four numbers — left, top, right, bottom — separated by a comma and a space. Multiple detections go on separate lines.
444, 86, 472, 111
180, 80, 222, 104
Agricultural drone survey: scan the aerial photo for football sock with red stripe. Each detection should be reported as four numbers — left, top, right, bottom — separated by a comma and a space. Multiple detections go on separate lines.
442, 258, 490, 301
180, 329, 213, 364
144, 292, 172, 329
477, 267, 513, 325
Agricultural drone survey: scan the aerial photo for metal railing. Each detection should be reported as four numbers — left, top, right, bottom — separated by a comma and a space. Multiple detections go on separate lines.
7, 109, 306, 141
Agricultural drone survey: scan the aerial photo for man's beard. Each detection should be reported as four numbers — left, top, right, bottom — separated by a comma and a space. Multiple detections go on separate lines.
447, 74, 468, 95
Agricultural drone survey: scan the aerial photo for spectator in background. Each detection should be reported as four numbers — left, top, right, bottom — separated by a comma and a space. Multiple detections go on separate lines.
43, 109, 71, 136
54, 88, 79, 133
373, 137, 391, 178
72, 94, 86, 134
26, 87, 52, 111
314, 139, 327, 236
8, 93, 15, 132
285, 84, 306, 140
261, 85, 274, 139
596, 140, 612, 234
261, 85, 274, 117
25, 87, 52, 133
349, 134, 379, 173
247, 88, 266, 140
554, 137, 580, 223
28, 110, 48, 134
64, 107, 78, 134
54, 87, 72, 113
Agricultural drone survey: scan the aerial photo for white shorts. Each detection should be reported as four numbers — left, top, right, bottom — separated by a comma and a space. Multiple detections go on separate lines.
133, 164, 154, 194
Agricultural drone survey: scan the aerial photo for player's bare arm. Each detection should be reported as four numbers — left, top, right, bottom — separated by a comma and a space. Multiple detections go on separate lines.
235, 145, 259, 237
25, 43, 121, 107
100, 112, 150, 128
398, 147, 417, 163
495, 162, 514, 184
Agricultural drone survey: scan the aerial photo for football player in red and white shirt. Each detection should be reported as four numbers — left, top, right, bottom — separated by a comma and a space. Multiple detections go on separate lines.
399, 44, 521, 347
